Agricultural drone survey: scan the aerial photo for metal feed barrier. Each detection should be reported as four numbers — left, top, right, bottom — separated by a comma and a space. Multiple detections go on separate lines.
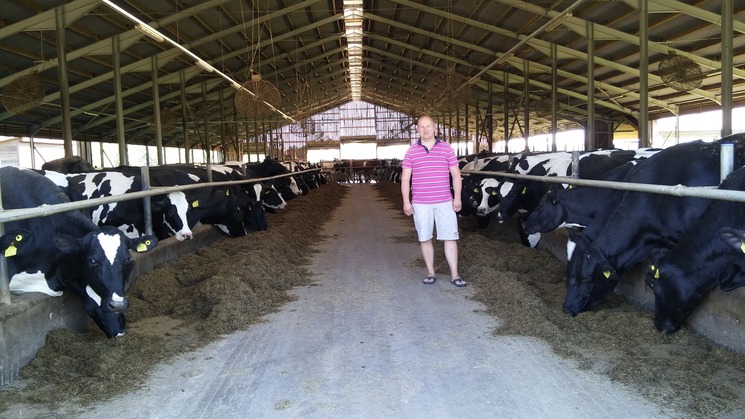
0, 166, 320, 305
461, 145, 745, 204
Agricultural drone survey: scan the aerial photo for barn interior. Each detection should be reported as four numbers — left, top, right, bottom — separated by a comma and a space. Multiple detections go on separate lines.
1, 1, 745, 415
1, 0, 744, 163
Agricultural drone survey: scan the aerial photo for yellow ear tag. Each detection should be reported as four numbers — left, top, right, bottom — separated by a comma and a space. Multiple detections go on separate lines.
192, 200, 200, 208
654, 269, 660, 279
603, 271, 611, 279
740, 241, 745, 254
650, 264, 655, 271
136, 240, 151, 253
473, 188, 479, 193
15, 235, 22, 242
521, 186, 527, 195
226, 190, 230, 196
4, 244, 17, 257
568, 185, 574, 189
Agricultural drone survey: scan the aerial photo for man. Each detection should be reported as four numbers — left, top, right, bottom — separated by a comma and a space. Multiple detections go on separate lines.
400, 115, 466, 287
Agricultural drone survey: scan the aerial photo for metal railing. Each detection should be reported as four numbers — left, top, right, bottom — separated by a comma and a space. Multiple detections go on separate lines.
461, 145, 745, 204
0, 167, 320, 304
460, 169, 745, 203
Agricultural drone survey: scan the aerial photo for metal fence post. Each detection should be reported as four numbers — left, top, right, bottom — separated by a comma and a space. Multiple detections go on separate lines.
0, 174, 10, 304
0, 178, 10, 304
140, 166, 154, 236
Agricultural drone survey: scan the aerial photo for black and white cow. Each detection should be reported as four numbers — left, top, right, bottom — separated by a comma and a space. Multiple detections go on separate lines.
1, 167, 157, 337
563, 136, 745, 316
38, 169, 194, 241
645, 165, 745, 333
167, 163, 268, 232
246, 158, 302, 200
496, 149, 648, 224
458, 154, 517, 229
114, 166, 248, 238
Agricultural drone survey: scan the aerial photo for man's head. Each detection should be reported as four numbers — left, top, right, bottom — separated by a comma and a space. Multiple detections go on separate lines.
417, 115, 436, 142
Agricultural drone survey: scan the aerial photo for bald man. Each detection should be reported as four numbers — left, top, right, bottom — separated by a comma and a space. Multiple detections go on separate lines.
400, 115, 466, 287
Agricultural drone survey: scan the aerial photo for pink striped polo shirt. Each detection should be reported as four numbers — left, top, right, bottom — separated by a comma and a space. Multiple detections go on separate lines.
402, 139, 458, 204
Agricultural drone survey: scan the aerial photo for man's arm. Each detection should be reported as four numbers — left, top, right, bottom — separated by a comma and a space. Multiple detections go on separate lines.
450, 165, 462, 213
401, 167, 413, 216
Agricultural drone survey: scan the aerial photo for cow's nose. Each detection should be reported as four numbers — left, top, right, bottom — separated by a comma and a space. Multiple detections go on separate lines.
109, 297, 129, 312
177, 230, 193, 240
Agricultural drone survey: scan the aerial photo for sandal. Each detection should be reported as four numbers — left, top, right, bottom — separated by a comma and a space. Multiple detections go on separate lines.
450, 278, 467, 287
423, 276, 436, 285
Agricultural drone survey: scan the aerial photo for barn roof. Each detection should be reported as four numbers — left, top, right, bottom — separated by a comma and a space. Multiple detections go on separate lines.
0, 0, 743, 147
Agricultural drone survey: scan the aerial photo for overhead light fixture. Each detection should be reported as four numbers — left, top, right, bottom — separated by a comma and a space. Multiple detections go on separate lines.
134, 23, 165, 43
343, 0, 364, 101
195, 60, 214, 73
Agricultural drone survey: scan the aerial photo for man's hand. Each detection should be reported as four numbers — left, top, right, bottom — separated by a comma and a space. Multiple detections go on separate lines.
403, 202, 413, 216
452, 198, 462, 213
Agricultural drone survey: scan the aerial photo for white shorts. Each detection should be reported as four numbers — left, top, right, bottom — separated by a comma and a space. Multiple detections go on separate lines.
412, 201, 460, 242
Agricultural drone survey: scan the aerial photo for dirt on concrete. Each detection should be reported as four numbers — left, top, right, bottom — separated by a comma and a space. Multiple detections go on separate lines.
0, 180, 743, 418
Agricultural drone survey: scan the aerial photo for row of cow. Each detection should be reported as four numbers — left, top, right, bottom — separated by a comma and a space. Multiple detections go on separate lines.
326, 159, 392, 183
0, 157, 327, 338
390, 134, 745, 335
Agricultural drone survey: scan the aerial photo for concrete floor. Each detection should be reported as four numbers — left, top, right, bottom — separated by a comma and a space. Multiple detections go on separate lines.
17, 184, 678, 418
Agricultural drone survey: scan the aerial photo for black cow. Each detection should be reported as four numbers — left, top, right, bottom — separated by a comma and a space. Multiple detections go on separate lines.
0, 167, 157, 337
524, 149, 662, 234
41, 156, 95, 173
646, 165, 745, 333
39, 169, 194, 241
563, 136, 745, 316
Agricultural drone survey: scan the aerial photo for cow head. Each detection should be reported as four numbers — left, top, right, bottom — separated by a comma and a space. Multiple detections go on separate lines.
524, 185, 566, 235
287, 176, 302, 196
152, 191, 193, 240
644, 247, 717, 334
476, 178, 501, 216
294, 174, 310, 195
188, 188, 247, 238
647, 238, 745, 334
458, 178, 482, 217
54, 228, 157, 308
270, 178, 297, 201
496, 180, 523, 223
563, 230, 619, 316
52, 227, 157, 337
238, 185, 268, 231
262, 182, 287, 210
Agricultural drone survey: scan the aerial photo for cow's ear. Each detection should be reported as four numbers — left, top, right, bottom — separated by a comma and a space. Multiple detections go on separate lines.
130, 235, 158, 253
54, 234, 84, 255
719, 228, 745, 253
0, 229, 33, 257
